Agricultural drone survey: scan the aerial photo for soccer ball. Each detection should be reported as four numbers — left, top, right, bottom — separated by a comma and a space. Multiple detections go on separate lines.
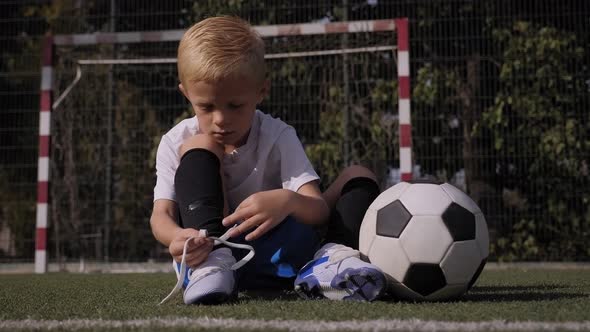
359, 181, 489, 301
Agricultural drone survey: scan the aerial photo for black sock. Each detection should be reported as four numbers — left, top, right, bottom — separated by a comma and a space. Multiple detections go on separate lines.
324, 177, 380, 249
174, 148, 226, 237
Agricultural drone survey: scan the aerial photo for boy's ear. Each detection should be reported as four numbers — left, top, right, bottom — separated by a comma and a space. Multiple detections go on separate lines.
178, 83, 188, 99
257, 79, 270, 104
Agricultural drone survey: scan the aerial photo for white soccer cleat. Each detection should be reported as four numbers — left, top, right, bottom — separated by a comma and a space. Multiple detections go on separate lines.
159, 227, 254, 305
182, 247, 237, 304
294, 243, 386, 301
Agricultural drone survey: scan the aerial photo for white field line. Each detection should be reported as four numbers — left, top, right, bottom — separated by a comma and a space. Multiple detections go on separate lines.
1, 318, 590, 331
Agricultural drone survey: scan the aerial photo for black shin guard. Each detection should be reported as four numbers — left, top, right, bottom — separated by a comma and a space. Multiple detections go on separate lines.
174, 148, 226, 237
325, 177, 380, 249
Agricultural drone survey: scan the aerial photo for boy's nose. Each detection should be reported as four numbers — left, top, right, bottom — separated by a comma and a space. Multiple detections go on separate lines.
212, 110, 226, 126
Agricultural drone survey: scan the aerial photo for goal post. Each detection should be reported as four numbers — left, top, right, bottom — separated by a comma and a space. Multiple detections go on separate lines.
35, 19, 411, 273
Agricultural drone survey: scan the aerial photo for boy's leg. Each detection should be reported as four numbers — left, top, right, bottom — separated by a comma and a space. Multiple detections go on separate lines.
231, 216, 320, 291
173, 134, 236, 304
175, 135, 227, 236
295, 165, 386, 301
323, 165, 380, 248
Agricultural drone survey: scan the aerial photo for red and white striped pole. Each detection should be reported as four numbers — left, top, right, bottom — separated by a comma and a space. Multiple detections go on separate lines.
35, 35, 53, 273
395, 18, 412, 181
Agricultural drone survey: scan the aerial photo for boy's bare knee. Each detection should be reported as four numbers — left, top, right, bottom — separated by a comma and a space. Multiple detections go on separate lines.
339, 165, 377, 183
179, 134, 224, 160
323, 165, 378, 209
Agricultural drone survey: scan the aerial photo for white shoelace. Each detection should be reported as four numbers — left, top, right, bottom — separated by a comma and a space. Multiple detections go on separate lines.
158, 225, 254, 305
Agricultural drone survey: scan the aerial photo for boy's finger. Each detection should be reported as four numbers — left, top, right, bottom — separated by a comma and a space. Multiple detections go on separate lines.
222, 207, 252, 226
178, 228, 201, 238
184, 249, 208, 263
245, 220, 272, 241
222, 212, 241, 226
193, 236, 207, 244
185, 237, 206, 251
228, 214, 264, 238
186, 245, 214, 267
185, 244, 212, 264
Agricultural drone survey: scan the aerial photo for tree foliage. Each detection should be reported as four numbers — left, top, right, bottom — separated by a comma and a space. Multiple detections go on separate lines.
483, 22, 590, 260
305, 79, 398, 187
1, 1, 588, 262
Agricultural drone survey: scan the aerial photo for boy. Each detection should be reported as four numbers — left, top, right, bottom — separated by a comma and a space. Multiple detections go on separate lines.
150, 16, 386, 304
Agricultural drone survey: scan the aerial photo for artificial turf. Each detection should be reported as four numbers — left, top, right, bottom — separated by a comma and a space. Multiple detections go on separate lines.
1, 268, 589, 324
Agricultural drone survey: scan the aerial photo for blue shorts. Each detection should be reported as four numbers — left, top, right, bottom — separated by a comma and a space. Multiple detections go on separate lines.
230, 216, 320, 290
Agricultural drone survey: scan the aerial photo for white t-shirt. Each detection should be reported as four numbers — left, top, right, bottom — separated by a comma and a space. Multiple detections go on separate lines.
153, 110, 320, 210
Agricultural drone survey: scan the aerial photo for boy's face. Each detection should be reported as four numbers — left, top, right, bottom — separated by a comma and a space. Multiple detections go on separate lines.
179, 76, 268, 151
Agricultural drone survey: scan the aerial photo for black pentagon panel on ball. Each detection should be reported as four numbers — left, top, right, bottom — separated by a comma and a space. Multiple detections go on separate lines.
376, 200, 412, 238
403, 263, 447, 296
442, 202, 476, 241
467, 258, 487, 290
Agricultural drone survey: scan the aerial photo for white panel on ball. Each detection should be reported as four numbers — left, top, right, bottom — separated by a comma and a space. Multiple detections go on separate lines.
399, 184, 452, 216
368, 236, 411, 283
359, 208, 377, 256
440, 240, 482, 284
440, 183, 482, 214
399, 216, 453, 264
369, 181, 411, 211
475, 213, 490, 257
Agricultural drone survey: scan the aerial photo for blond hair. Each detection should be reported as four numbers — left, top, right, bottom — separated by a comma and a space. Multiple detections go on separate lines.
177, 16, 266, 85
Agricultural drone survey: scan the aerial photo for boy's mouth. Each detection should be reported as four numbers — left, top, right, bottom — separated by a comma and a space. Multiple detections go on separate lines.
213, 131, 234, 140
213, 131, 234, 138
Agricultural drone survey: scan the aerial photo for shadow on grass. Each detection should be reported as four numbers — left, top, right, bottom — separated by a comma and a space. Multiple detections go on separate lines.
473, 284, 570, 292
374, 284, 587, 304
235, 284, 587, 304
462, 284, 587, 302
237, 289, 301, 302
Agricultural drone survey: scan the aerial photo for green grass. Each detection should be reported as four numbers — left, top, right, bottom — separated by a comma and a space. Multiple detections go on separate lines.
1, 268, 589, 324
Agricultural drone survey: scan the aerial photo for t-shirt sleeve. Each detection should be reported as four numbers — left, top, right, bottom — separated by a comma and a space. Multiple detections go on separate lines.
277, 127, 320, 192
153, 135, 178, 202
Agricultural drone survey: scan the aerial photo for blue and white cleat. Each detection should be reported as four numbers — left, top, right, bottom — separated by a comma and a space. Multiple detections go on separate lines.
180, 247, 237, 304
159, 228, 254, 305
294, 243, 386, 301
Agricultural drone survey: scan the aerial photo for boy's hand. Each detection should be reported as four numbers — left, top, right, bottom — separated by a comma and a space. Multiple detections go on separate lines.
222, 189, 293, 241
169, 228, 214, 268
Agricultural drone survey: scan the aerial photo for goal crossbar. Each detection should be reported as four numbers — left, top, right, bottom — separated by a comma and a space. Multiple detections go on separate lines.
53, 20, 398, 46
76, 45, 397, 64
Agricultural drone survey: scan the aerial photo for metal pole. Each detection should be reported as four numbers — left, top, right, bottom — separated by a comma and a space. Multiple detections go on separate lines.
341, 0, 351, 166
104, 0, 116, 263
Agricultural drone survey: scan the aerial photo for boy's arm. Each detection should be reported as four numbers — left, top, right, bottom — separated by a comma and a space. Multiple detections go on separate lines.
222, 181, 329, 241
289, 181, 330, 226
150, 199, 182, 246
150, 199, 213, 267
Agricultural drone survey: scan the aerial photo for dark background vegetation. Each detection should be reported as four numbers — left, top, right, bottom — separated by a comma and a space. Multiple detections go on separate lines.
0, 0, 588, 263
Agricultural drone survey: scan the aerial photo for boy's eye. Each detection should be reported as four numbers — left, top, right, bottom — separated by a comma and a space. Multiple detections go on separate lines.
229, 104, 243, 109
197, 105, 213, 111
